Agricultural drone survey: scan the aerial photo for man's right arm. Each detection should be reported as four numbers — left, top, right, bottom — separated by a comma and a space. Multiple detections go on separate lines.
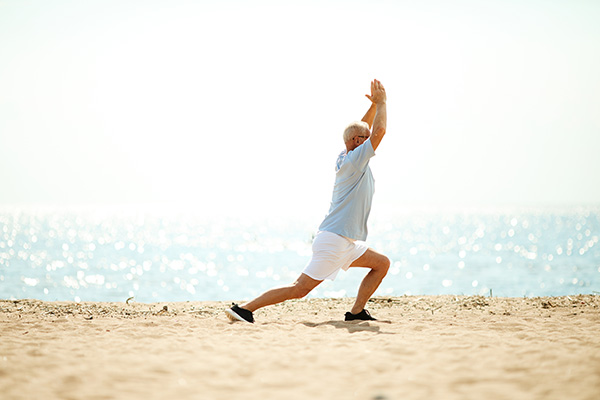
361, 102, 376, 129
368, 80, 387, 151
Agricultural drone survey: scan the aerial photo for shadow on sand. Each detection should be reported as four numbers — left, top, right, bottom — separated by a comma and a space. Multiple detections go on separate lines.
301, 320, 394, 334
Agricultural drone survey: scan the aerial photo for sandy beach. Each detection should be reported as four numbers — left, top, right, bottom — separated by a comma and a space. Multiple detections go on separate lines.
1, 295, 599, 400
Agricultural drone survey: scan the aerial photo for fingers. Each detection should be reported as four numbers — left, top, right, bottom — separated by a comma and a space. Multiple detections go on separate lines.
372, 79, 385, 91
367, 79, 385, 103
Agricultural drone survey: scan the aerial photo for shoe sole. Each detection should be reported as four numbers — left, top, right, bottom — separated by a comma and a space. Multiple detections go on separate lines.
225, 308, 250, 323
345, 318, 376, 321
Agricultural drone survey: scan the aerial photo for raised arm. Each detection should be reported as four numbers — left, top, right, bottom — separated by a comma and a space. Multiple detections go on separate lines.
367, 79, 387, 151
361, 102, 376, 129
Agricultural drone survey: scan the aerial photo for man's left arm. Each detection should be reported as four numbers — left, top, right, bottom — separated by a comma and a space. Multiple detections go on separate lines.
369, 80, 387, 151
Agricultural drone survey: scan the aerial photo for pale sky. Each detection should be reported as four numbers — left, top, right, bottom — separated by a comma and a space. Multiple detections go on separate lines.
1, 0, 599, 217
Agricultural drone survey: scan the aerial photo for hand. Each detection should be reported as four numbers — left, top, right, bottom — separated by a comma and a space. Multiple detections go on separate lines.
365, 79, 386, 105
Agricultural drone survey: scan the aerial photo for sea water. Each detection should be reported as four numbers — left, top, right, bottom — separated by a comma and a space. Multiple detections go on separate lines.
0, 206, 598, 302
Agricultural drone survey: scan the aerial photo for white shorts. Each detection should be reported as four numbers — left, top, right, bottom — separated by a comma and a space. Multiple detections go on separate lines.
302, 231, 369, 281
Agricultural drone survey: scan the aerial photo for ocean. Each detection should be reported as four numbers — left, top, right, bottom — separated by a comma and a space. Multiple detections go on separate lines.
1, 206, 598, 302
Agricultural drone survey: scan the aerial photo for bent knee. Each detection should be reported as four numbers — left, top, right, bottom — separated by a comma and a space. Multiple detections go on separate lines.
378, 255, 391, 274
290, 285, 312, 299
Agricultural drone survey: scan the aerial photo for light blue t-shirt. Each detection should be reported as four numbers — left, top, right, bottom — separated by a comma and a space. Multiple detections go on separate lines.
318, 139, 376, 241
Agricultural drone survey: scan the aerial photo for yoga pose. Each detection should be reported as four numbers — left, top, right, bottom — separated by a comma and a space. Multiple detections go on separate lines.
226, 79, 389, 323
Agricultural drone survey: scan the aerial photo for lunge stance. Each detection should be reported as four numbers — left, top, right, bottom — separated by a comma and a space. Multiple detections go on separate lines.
226, 79, 390, 323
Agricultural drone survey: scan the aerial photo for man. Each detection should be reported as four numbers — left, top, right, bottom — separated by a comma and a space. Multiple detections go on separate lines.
226, 79, 389, 323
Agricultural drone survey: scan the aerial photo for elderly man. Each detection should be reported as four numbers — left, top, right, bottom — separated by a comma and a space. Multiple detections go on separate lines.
226, 79, 389, 323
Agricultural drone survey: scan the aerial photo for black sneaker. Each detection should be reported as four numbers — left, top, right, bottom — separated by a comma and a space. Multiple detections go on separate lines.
344, 309, 376, 321
225, 303, 254, 323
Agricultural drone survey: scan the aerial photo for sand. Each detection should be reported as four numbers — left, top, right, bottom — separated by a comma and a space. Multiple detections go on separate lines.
1, 295, 599, 400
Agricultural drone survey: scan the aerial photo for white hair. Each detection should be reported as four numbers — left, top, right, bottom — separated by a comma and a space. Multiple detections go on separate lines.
343, 121, 369, 143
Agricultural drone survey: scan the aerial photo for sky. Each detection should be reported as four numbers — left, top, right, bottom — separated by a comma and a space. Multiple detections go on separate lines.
1, 0, 599, 217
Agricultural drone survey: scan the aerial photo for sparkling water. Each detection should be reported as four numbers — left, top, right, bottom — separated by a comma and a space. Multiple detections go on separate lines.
1, 206, 598, 302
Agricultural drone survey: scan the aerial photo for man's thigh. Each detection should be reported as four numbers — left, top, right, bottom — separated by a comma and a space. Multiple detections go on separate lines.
348, 248, 389, 270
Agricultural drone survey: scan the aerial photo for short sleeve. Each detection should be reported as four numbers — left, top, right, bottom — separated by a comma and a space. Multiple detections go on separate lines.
345, 139, 375, 171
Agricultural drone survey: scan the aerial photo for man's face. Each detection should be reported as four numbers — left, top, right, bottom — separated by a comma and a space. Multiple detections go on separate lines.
350, 127, 370, 150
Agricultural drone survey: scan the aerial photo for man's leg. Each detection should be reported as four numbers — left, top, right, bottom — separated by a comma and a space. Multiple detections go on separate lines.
241, 273, 322, 312
348, 248, 390, 314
